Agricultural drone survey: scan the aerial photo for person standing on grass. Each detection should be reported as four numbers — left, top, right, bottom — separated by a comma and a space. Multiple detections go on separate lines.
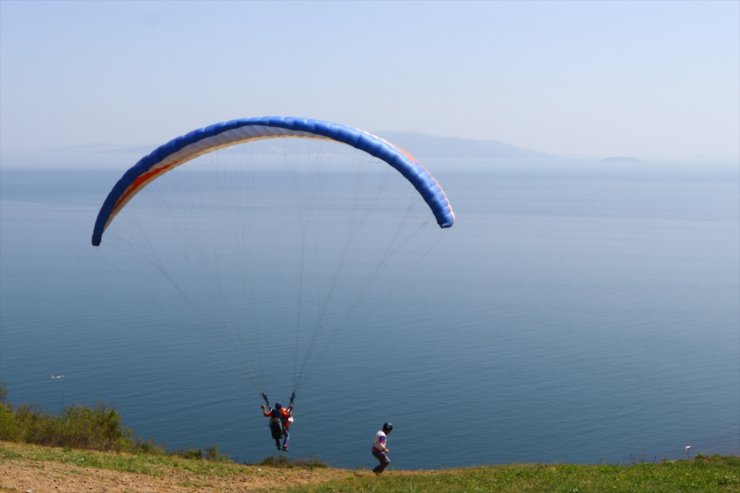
371, 422, 393, 474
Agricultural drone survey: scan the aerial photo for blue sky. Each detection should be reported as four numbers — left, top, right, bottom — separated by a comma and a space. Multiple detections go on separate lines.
1, 0, 738, 165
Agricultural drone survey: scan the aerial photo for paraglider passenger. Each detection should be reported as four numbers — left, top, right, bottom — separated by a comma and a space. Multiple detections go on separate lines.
279, 402, 294, 451
371, 422, 393, 474
261, 402, 284, 451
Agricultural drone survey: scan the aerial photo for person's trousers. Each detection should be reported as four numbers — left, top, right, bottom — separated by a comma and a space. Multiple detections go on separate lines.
372, 449, 390, 473
282, 427, 290, 449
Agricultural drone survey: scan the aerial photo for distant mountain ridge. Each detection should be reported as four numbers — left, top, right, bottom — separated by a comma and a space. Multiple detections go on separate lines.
2, 131, 557, 168
378, 131, 557, 160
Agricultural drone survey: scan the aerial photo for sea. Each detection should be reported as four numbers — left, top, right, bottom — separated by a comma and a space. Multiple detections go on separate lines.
1, 155, 738, 469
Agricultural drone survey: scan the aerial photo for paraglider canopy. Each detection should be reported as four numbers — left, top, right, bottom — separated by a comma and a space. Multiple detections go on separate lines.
92, 116, 455, 246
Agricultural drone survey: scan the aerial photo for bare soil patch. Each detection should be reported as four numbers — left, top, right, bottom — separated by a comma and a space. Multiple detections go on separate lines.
0, 441, 361, 493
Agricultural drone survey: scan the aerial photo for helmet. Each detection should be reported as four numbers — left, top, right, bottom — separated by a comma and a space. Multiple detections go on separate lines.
382, 422, 393, 433
275, 402, 282, 409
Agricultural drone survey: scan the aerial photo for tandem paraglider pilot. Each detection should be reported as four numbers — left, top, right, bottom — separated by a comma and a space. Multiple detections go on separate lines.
371, 422, 393, 474
262, 401, 294, 451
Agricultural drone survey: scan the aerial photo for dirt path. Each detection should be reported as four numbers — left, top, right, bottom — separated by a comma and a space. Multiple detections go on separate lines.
0, 442, 362, 493
0, 460, 360, 493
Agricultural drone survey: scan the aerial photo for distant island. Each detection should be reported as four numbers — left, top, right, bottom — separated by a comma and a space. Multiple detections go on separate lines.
603, 156, 640, 163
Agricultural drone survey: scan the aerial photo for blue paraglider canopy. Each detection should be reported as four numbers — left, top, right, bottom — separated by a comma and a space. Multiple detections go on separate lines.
92, 116, 455, 246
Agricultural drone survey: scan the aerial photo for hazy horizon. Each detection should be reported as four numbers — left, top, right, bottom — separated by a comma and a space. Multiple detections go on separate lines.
1, 128, 738, 171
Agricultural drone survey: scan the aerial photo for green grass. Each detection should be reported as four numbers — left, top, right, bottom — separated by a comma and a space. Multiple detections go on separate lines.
259, 455, 328, 469
0, 383, 230, 461
286, 456, 740, 493
2, 441, 737, 492
0, 441, 249, 478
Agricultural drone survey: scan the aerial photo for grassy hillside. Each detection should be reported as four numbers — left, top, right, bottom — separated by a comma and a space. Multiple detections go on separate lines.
1, 391, 737, 492
1, 441, 737, 493
287, 456, 740, 493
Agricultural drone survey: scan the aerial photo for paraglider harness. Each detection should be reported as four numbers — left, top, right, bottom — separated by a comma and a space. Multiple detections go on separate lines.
262, 392, 295, 440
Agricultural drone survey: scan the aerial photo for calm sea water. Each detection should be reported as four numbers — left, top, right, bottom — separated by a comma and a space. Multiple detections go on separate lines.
1, 159, 738, 469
